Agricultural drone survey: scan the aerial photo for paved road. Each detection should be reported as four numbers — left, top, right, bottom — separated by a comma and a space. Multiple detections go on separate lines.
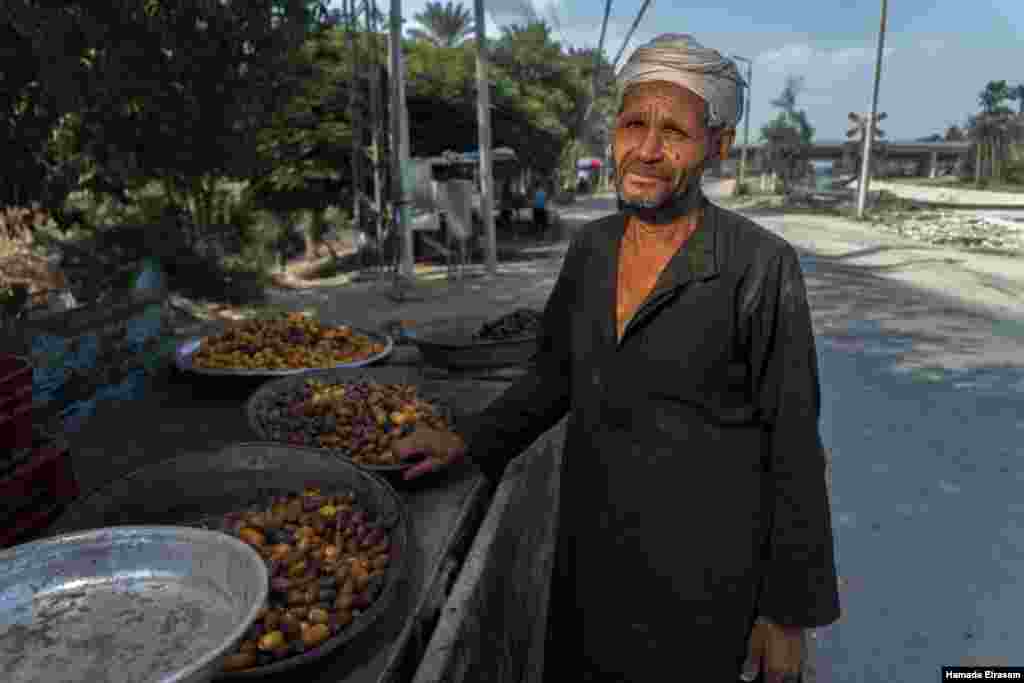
560, 193, 1024, 679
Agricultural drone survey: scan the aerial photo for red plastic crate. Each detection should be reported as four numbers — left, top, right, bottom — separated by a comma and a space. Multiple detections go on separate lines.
0, 354, 32, 452
0, 436, 79, 549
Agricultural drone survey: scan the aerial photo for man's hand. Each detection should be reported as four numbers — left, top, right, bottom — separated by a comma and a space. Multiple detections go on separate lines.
740, 617, 804, 683
392, 426, 468, 481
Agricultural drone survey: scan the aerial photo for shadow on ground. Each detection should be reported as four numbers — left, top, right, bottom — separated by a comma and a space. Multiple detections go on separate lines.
798, 247, 1024, 386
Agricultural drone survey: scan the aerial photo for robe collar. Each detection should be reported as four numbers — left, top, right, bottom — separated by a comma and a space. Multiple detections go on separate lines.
592, 188, 721, 347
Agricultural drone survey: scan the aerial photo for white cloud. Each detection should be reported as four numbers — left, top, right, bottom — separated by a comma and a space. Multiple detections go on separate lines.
756, 43, 895, 74
831, 47, 872, 66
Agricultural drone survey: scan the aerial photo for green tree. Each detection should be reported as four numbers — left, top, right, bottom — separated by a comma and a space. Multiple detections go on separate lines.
248, 20, 365, 259
490, 21, 582, 180
2, 0, 316, 233
1010, 83, 1024, 116
563, 45, 619, 182
967, 111, 1015, 184
409, 1, 474, 48
972, 80, 1017, 182
979, 80, 1013, 116
405, 39, 477, 103
759, 76, 815, 193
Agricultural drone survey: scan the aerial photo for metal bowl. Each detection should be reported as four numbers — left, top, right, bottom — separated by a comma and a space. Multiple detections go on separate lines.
245, 367, 458, 474
175, 327, 394, 377
408, 316, 539, 370
48, 443, 409, 679
0, 525, 269, 683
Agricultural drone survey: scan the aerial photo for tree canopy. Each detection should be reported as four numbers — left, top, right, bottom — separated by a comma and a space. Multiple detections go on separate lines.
2, 2, 621, 248
758, 76, 816, 191
409, 1, 474, 48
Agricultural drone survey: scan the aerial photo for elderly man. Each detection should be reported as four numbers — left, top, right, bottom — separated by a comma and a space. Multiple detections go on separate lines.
395, 34, 840, 682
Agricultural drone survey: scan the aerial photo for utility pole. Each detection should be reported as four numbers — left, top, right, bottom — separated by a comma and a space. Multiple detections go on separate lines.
731, 55, 753, 196
474, 0, 497, 276
610, 0, 654, 72
388, 0, 414, 277
348, 0, 363, 239
857, 0, 889, 219
573, 0, 614, 191
366, 0, 384, 264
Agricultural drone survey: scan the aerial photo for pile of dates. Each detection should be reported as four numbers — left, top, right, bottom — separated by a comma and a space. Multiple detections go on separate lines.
213, 487, 395, 672
193, 313, 386, 371
473, 308, 542, 341
255, 379, 452, 467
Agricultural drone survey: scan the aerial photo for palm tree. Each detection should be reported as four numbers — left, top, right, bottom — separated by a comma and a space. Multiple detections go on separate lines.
967, 113, 1002, 184
409, 1, 474, 48
974, 81, 1017, 182
759, 76, 815, 193
1011, 84, 1024, 115
980, 80, 1013, 115
760, 120, 805, 194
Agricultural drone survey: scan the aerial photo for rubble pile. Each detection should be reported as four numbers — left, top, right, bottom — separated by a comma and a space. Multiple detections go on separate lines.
871, 210, 1024, 253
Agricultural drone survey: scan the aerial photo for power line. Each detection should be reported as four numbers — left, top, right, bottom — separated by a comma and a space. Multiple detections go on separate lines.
610, 0, 653, 72
596, 0, 612, 57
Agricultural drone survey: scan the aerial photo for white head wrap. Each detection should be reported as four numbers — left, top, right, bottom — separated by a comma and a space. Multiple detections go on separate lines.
617, 34, 747, 130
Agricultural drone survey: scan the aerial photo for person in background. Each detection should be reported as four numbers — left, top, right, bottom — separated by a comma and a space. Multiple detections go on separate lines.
395, 33, 840, 682
532, 182, 548, 234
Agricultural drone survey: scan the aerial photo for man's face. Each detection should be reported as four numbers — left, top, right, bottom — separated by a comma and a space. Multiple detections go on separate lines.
613, 81, 724, 210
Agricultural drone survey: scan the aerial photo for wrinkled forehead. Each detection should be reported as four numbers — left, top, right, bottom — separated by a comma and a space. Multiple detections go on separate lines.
619, 81, 708, 120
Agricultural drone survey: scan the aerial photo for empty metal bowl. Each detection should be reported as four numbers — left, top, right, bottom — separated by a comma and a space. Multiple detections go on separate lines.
409, 316, 540, 370
0, 525, 269, 683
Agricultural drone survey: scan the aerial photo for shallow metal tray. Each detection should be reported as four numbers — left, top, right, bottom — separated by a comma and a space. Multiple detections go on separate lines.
48, 443, 410, 679
407, 317, 539, 370
0, 525, 269, 683
175, 328, 394, 377
245, 367, 458, 475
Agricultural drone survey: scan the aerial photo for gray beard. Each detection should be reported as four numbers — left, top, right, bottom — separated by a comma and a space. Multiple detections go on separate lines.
616, 172, 705, 225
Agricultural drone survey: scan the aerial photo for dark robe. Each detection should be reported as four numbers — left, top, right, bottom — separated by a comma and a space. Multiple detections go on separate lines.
456, 191, 841, 681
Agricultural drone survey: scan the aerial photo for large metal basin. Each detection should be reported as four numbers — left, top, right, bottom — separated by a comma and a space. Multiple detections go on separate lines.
47, 443, 410, 679
0, 525, 268, 683
245, 366, 458, 475
175, 327, 394, 377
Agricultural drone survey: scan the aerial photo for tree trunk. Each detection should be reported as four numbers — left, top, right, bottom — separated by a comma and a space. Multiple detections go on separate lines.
975, 143, 983, 186
299, 209, 317, 261
994, 138, 1002, 182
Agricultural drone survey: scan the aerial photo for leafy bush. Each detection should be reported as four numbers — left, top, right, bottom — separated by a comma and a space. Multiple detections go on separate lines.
224, 205, 285, 275
1001, 161, 1024, 186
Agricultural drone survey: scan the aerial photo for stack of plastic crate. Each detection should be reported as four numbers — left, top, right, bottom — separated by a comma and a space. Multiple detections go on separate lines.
0, 355, 80, 548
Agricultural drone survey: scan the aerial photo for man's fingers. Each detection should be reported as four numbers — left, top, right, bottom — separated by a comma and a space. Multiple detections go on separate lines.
402, 458, 440, 481
393, 430, 434, 458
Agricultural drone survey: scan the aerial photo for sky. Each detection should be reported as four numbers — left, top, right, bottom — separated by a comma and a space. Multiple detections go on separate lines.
333, 0, 1023, 143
